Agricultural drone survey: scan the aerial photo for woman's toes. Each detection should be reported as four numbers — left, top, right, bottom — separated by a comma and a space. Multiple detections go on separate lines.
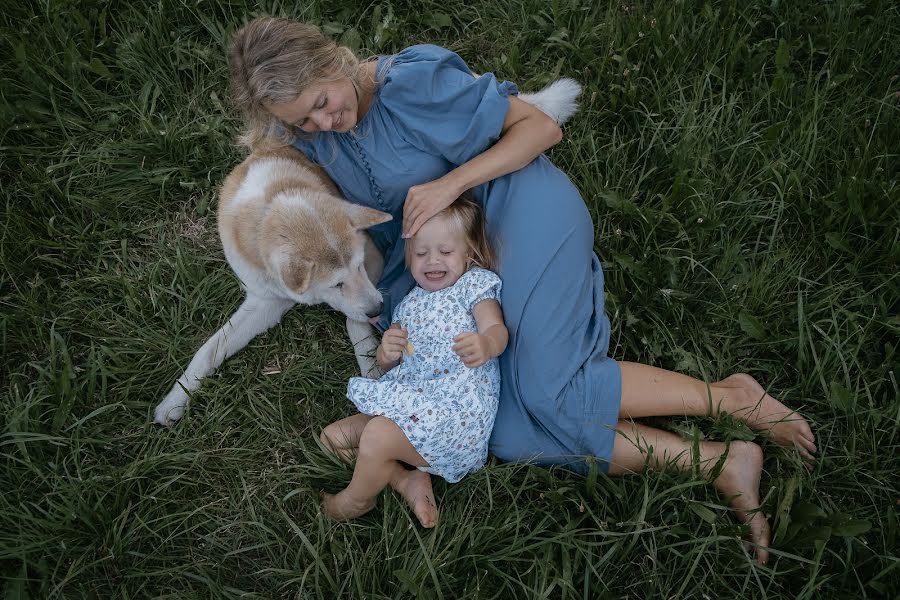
751, 516, 771, 565
712, 442, 772, 563
720, 373, 817, 455
738, 507, 771, 565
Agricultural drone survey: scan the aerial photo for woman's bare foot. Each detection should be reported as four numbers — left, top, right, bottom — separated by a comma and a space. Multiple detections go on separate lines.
320, 490, 376, 521
715, 373, 817, 461
712, 441, 771, 564
391, 468, 438, 528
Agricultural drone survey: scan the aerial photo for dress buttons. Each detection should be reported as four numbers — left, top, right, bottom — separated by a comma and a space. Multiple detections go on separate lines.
347, 135, 387, 211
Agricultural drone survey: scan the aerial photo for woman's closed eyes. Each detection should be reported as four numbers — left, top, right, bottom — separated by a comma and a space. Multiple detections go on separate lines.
296, 95, 327, 128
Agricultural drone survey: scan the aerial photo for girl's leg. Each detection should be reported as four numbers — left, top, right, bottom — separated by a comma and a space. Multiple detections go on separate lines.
388, 463, 438, 529
320, 413, 374, 463
619, 363, 816, 460
321, 416, 437, 527
320, 414, 437, 527
609, 419, 771, 564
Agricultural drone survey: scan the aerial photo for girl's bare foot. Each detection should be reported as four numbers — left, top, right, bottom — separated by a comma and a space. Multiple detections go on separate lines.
391, 468, 438, 528
712, 441, 771, 564
320, 490, 376, 521
715, 373, 817, 461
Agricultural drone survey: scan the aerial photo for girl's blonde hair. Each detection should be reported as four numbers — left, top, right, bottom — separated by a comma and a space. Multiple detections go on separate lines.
405, 193, 498, 273
227, 17, 373, 151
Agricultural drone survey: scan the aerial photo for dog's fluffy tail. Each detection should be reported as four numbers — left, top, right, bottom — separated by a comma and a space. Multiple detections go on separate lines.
518, 78, 582, 125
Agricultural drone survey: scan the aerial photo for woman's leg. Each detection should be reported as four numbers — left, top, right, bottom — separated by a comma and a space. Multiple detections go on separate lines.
610, 419, 771, 564
618, 363, 817, 460
321, 416, 438, 528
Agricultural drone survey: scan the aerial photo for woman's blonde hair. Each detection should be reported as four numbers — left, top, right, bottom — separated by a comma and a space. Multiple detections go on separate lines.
227, 17, 372, 150
405, 193, 498, 273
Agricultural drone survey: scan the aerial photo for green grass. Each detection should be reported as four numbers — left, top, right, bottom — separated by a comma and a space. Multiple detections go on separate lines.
1, 0, 898, 597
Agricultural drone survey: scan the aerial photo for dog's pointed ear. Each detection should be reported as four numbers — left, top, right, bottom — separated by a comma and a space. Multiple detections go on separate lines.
282, 256, 313, 294
350, 205, 392, 230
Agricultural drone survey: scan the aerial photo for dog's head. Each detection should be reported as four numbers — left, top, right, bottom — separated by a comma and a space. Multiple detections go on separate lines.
262, 192, 391, 321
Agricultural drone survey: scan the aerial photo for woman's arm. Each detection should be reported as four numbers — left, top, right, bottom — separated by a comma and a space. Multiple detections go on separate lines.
448, 96, 562, 190
402, 96, 562, 238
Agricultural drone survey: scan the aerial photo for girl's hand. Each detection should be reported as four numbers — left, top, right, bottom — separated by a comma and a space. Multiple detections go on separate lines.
452, 332, 494, 368
402, 176, 463, 239
377, 324, 409, 365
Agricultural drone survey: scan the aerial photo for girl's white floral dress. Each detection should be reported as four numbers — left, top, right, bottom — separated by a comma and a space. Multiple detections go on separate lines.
347, 268, 502, 483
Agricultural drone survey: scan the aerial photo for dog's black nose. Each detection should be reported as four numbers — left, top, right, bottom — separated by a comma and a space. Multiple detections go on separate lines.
365, 303, 383, 319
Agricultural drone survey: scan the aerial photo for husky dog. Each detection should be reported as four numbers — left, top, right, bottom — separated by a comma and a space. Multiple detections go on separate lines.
154, 79, 581, 426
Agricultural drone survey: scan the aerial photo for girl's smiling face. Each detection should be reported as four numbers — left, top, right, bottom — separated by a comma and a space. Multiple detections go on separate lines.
409, 215, 471, 292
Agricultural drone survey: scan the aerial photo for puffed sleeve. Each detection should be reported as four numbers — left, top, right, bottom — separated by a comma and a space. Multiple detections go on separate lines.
463, 268, 502, 311
378, 45, 519, 165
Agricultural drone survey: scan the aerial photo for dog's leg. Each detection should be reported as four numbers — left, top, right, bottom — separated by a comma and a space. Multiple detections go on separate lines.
347, 235, 385, 379
346, 317, 383, 379
154, 295, 295, 426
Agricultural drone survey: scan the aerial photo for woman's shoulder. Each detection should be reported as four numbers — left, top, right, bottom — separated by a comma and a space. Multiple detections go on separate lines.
390, 44, 460, 66
378, 44, 470, 91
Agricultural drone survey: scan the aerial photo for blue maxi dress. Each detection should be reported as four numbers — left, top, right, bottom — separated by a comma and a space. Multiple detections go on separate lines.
293, 44, 621, 473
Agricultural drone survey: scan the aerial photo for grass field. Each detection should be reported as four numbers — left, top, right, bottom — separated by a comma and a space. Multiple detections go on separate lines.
1, 0, 898, 597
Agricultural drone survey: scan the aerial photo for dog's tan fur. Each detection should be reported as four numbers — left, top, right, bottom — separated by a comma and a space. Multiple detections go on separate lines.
219, 148, 342, 272
155, 147, 389, 426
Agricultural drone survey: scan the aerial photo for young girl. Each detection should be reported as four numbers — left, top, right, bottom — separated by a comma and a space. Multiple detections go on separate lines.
229, 17, 817, 562
319, 196, 506, 526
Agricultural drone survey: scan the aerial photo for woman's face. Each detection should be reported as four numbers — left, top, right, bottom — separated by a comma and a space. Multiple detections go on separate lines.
409, 215, 471, 292
265, 76, 359, 133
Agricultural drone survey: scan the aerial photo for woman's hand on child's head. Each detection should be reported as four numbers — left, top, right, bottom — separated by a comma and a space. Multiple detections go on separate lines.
452, 332, 493, 368
378, 324, 409, 364
402, 176, 463, 239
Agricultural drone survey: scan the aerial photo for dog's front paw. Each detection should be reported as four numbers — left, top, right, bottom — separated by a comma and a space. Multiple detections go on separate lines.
362, 365, 384, 379
356, 355, 383, 379
154, 388, 189, 426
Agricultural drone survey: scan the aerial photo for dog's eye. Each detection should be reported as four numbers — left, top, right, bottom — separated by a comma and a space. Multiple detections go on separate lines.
333, 282, 344, 290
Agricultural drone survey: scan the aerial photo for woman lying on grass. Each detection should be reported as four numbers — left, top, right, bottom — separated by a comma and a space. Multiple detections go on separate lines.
228, 16, 817, 563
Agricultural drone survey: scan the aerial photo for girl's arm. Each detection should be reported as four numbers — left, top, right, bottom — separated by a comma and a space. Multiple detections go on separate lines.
376, 324, 408, 372
452, 299, 508, 368
473, 299, 508, 358
402, 97, 562, 238
376, 347, 401, 373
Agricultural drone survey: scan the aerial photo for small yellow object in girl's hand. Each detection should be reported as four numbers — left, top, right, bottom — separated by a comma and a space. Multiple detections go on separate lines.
405, 342, 415, 355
